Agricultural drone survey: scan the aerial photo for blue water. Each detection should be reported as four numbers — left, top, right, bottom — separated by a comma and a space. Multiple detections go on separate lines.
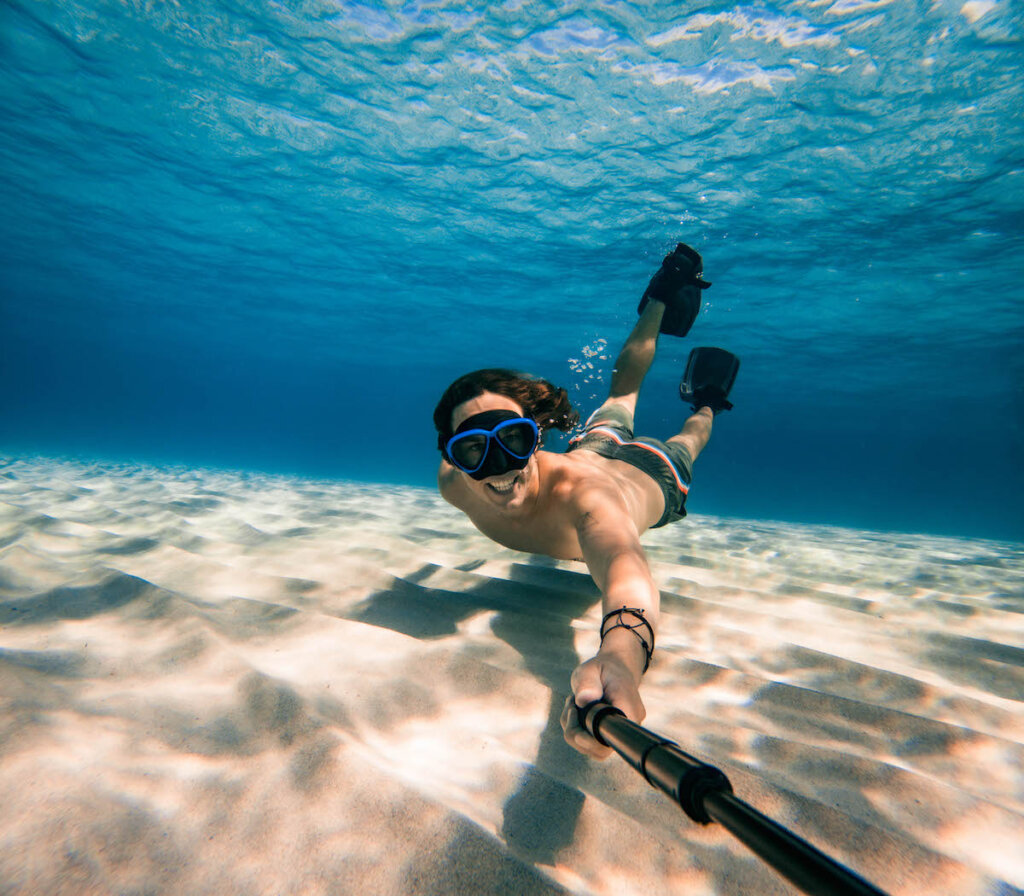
1, 0, 1021, 541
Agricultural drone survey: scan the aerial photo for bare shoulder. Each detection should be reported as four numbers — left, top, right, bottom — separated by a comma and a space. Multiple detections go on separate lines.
544, 452, 630, 518
553, 447, 663, 535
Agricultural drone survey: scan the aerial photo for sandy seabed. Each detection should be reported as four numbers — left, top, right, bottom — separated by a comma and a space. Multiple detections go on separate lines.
0, 456, 1021, 896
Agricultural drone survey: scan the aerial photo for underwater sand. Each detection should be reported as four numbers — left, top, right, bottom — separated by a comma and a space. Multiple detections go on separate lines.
1, 457, 1021, 896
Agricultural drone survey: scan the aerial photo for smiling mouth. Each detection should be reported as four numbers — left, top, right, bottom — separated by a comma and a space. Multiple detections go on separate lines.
485, 474, 519, 495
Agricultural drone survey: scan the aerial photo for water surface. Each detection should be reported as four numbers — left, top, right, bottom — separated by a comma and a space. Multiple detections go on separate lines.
1, 0, 1021, 539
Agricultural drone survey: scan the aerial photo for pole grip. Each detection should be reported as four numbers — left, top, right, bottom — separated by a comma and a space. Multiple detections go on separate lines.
579, 700, 729, 823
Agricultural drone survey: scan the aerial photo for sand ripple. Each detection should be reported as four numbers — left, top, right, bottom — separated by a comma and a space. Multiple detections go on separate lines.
1, 457, 1021, 895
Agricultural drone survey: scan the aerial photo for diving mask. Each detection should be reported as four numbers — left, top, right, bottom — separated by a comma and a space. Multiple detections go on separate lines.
445, 410, 539, 480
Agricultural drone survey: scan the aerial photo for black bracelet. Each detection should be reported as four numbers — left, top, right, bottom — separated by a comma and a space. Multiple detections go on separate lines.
600, 606, 655, 674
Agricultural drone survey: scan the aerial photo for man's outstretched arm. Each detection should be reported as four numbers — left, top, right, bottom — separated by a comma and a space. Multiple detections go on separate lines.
562, 494, 660, 759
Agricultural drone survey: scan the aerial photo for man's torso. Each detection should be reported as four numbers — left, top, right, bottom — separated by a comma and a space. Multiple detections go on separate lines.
443, 450, 666, 560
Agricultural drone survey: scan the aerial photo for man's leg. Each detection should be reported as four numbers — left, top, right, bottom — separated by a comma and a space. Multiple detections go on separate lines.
589, 301, 714, 462
668, 407, 713, 464
590, 301, 665, 423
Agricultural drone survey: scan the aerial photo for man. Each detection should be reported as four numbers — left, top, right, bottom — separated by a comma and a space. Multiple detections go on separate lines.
433, 244, 738, 759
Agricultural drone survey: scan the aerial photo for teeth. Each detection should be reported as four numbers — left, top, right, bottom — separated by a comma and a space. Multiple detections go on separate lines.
487, 475, 517, 494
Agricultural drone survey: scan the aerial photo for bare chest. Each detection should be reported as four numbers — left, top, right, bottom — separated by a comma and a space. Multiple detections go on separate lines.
471, 504, 584, 560
463, 453, 664, 560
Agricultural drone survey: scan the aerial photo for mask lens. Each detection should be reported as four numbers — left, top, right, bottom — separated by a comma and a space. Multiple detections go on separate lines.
496, 421, 537, 457
449, 433, 487, 471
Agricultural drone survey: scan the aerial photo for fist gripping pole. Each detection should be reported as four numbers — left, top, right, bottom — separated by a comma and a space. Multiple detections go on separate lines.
579, 701, 888, 896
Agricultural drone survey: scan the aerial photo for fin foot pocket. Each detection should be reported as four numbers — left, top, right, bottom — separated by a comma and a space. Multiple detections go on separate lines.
680, 347, 740, 414
637, 242, 712, 338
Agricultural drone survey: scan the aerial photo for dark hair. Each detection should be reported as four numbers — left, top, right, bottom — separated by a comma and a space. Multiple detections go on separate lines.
433, 368, 580, 452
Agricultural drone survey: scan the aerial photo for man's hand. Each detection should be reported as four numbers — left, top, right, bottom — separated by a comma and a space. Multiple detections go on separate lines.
561, 650, 646, 759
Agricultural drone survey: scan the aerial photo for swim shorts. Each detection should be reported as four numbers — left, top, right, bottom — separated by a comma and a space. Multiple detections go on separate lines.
566, 404, 693, 528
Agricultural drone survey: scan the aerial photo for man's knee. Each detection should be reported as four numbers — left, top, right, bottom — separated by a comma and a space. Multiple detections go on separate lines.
587, 398, 636, 430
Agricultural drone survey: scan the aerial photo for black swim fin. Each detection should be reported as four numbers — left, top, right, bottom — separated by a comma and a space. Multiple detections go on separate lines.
680, 346, 739, 414
637, 243, 712, 337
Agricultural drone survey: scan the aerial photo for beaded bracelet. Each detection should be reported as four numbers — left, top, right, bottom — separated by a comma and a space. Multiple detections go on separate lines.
600, 606, 655, 674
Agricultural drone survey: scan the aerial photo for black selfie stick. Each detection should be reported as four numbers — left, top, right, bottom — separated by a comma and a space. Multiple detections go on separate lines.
580, 701, 889, 896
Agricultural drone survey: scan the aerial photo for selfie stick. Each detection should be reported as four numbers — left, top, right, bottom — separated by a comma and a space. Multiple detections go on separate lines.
579, 701, 888, 896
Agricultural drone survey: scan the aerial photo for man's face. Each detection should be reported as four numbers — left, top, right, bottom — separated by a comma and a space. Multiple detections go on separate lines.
449, 391, 538, 510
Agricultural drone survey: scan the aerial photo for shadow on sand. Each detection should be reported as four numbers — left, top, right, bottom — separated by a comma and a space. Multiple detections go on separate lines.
349, 560, 598, 865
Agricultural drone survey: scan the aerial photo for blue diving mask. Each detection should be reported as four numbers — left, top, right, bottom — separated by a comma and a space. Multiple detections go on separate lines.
445, 410, 539, 480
